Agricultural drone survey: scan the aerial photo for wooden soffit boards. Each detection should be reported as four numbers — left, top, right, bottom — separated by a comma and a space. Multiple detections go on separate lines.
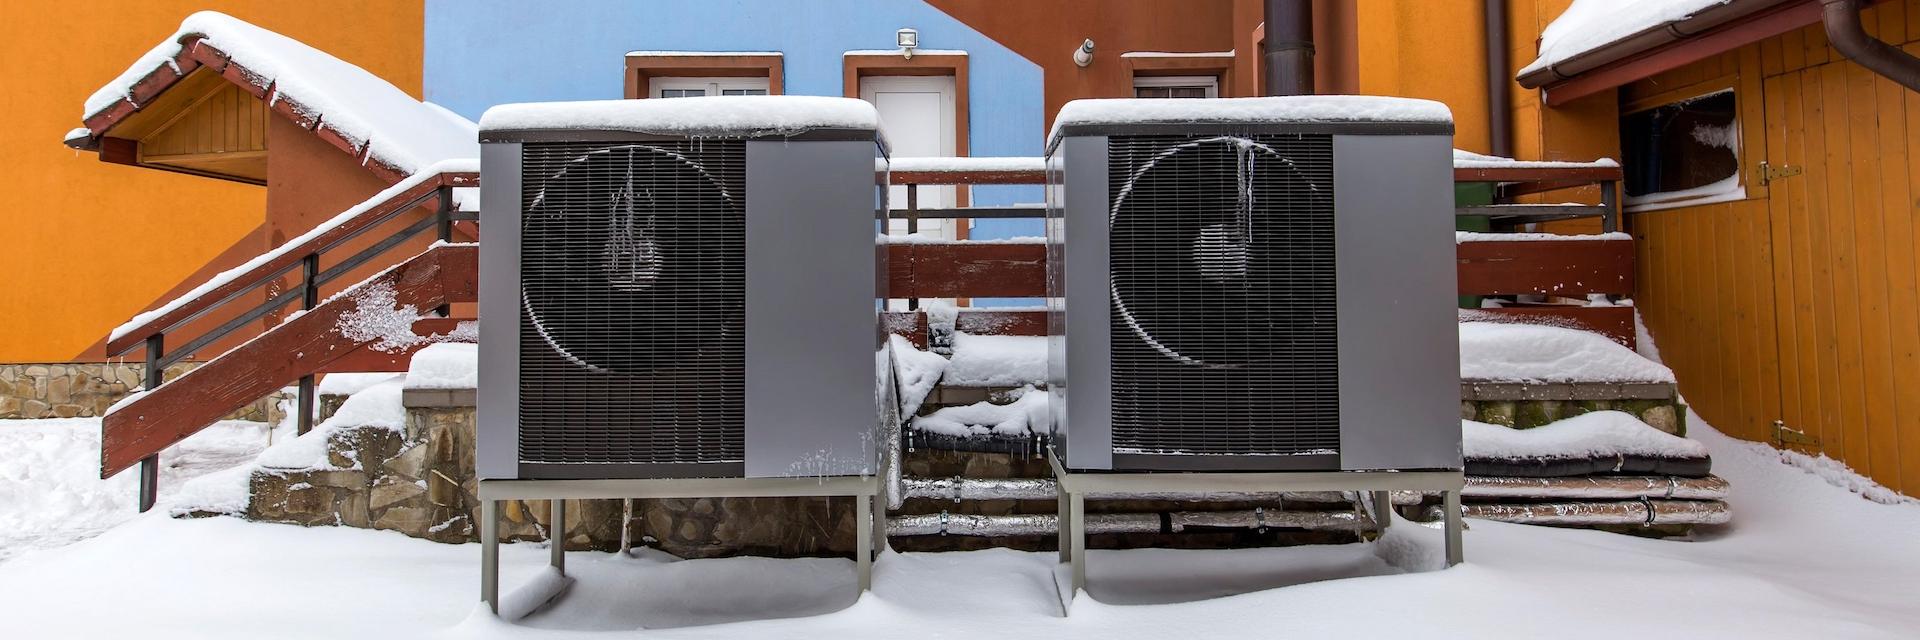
94, 67, 269, 184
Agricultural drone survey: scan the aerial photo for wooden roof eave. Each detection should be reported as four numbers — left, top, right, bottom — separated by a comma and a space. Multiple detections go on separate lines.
68, 34, 412, 185
1516, 0, 1852, 106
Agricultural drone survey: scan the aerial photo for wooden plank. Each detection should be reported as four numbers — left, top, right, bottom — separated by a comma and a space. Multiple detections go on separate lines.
1459, 306, 1636, 348
889, 170, 1042, 185
1849, 60, 1902, 485
316, 318, 474, 374
1452, 166, 1621, 184
1822, 60, 1871, 475
1798, 66, 1843, 456
1900, 41, 1920, 494
101, 245, 478, 477
105, 172, 478, 355
887, 243, 1047, 298
1762, 72, 1802, 450
1879, 52, 1919, 494
880, 312, 929, 349
955, 310, 1047, 336
1455, 239, 1635, 296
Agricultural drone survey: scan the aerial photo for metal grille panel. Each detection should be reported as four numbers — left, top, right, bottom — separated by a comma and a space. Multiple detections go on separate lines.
518, 140, 746, 465
1107, 133, 1339, 456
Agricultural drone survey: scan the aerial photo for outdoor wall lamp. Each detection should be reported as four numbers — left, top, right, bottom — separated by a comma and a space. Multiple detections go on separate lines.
1074, 38, 1095, 67
897, 28, 919, 59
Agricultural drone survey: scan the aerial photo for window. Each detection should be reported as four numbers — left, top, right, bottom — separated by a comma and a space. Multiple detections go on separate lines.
1134, 75, 1218, 99
1620, 90, 1742, 210
650, 76, 770, 98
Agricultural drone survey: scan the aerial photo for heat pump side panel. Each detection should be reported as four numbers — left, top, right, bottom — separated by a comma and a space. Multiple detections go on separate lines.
1051, 135, 1113, 471
477, 142, 522, 481
743, 140, 883, 478
1333, 133, 1463, 471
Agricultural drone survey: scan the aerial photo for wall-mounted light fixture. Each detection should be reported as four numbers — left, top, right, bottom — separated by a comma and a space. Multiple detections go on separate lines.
1074, 38, 1095, 67
897, 28, 919, 59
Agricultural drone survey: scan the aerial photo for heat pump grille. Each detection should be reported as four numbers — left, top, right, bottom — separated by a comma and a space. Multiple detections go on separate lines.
517, 140, 746, 465
1107, 133, 1339, 456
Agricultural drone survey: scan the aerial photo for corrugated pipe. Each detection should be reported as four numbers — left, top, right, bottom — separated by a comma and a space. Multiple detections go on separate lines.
888, 508, 1375, 537
1389, 475, 1730, 505
900, 476, 1353, 504
1264, 0, 1315, 95
1821, 0, 1920, 93
1484, 0, 1513, 158
1422, 499, 1731, 526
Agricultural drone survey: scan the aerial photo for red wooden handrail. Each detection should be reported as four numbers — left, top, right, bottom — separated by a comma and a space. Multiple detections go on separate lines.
105, 170, 477, 356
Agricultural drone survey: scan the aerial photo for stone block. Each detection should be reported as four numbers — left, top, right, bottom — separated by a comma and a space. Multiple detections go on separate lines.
1640, 404, 1682, 436
370, 475, 426, 511
1475, 401, 1516, 427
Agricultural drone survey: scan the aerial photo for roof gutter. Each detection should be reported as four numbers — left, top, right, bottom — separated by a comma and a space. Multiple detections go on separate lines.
1517, 0, 1815, 105
1820, 0, 1920, 93
1485, 0, 1513, 158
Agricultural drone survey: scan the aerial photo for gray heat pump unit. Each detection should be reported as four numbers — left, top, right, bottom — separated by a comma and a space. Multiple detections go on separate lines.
475, 97, 893, 482
1045, 97, 1462, 474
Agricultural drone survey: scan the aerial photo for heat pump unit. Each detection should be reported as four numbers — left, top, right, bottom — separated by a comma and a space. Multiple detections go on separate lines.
475, 96, 892, 481
1045, 97, 1461, 473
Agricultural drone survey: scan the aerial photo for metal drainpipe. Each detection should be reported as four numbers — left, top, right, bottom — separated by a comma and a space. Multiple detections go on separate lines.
1821, 0, 1920, 93
1264, 0, 1315, 95
1484, 0, 1513, 158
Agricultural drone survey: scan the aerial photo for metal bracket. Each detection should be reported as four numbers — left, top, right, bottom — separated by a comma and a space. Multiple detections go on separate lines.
1759, 161, 1803, 185
1772, 419, 1820, 448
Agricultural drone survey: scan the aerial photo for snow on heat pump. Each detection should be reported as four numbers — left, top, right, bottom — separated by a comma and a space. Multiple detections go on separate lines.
475, 96, 894, 480
1044, 96, 1462, 473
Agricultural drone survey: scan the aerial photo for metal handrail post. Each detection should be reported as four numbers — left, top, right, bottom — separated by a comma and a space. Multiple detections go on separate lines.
297, 254, 319, 435
137, 334, 164, 512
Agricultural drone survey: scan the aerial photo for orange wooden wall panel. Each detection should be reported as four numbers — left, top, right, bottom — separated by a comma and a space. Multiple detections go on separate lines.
1615, 0, 1920, 494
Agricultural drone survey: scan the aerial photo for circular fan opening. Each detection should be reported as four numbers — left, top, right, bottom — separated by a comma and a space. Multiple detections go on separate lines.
521, 144, 741, 374
1109, 136, 1323, 369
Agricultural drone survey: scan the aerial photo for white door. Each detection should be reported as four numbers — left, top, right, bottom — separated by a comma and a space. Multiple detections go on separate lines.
861, 75, 958, 239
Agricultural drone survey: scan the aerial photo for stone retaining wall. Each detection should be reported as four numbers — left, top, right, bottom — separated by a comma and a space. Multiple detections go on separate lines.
0, 362, 282, 422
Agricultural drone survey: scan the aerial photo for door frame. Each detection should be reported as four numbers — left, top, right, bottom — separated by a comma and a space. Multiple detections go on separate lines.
845, 53, 971, 237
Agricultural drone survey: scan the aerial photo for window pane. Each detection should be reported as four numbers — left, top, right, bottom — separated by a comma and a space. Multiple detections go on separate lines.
659, 88, 705, 98
722, 88, 768, 96
1620, 91, 1739, 199
1135, 86, 1169, 98
1169, 86, 1208, 99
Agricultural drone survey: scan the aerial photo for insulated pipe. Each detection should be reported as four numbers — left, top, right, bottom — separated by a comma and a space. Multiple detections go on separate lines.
1821, 0, 1920, 94
900, 476, 1353, 504
1483, 0, 1514, 158
1390, 475, 1731, 505
1422, 499, 1731, 526
887, 508, 1375, 537
1264, 0, 1316, 95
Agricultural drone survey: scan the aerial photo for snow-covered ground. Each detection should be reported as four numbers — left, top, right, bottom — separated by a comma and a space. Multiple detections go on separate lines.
0, 410, 1915, 638
0, 418, 277, 563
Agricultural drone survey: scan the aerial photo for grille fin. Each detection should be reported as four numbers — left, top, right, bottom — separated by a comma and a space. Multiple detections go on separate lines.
518, 141, 746, 465
1107, 133, 1339, 456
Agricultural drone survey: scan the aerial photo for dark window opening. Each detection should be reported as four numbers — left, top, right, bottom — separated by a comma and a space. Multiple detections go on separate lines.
1620, 90, 1740, 203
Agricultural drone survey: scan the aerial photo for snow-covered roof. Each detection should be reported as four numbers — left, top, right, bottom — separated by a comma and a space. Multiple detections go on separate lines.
1518, 0, 1738, 81
1050, 96, 1454, 143
479, 96, 884, 143
77, 11, 477, 179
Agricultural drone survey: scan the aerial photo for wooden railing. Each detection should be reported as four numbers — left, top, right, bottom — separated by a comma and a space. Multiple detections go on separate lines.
105, 169, 477, 510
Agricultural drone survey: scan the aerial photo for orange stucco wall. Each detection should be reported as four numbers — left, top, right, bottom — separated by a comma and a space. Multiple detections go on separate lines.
0, 1, 422, 362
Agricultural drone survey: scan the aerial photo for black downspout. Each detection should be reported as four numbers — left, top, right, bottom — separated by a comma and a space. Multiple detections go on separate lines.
1821, 0, 1920, 93
1264, 0, 1315, 95
1484, 0, 1513, 158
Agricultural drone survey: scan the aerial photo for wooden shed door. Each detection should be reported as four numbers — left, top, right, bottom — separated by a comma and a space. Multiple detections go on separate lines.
1757, 59, 1920, 495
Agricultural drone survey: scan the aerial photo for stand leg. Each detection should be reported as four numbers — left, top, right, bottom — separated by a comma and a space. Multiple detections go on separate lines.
1371, 490, 1393, 530
856, 493, 875, 591
871, 485, 888, 559
1444, 489, 1464, 567
1069, 492, 1086, 593
481, 498, 499, 613
549, 499, 567, 574
1056, 487, 1072, 563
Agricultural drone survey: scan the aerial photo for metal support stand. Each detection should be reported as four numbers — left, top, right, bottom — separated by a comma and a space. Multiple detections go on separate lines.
1048, 451, 1463, 614
479, 475, 880, 617
549, 499, 566, 573
1371, 490, 1393, 530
